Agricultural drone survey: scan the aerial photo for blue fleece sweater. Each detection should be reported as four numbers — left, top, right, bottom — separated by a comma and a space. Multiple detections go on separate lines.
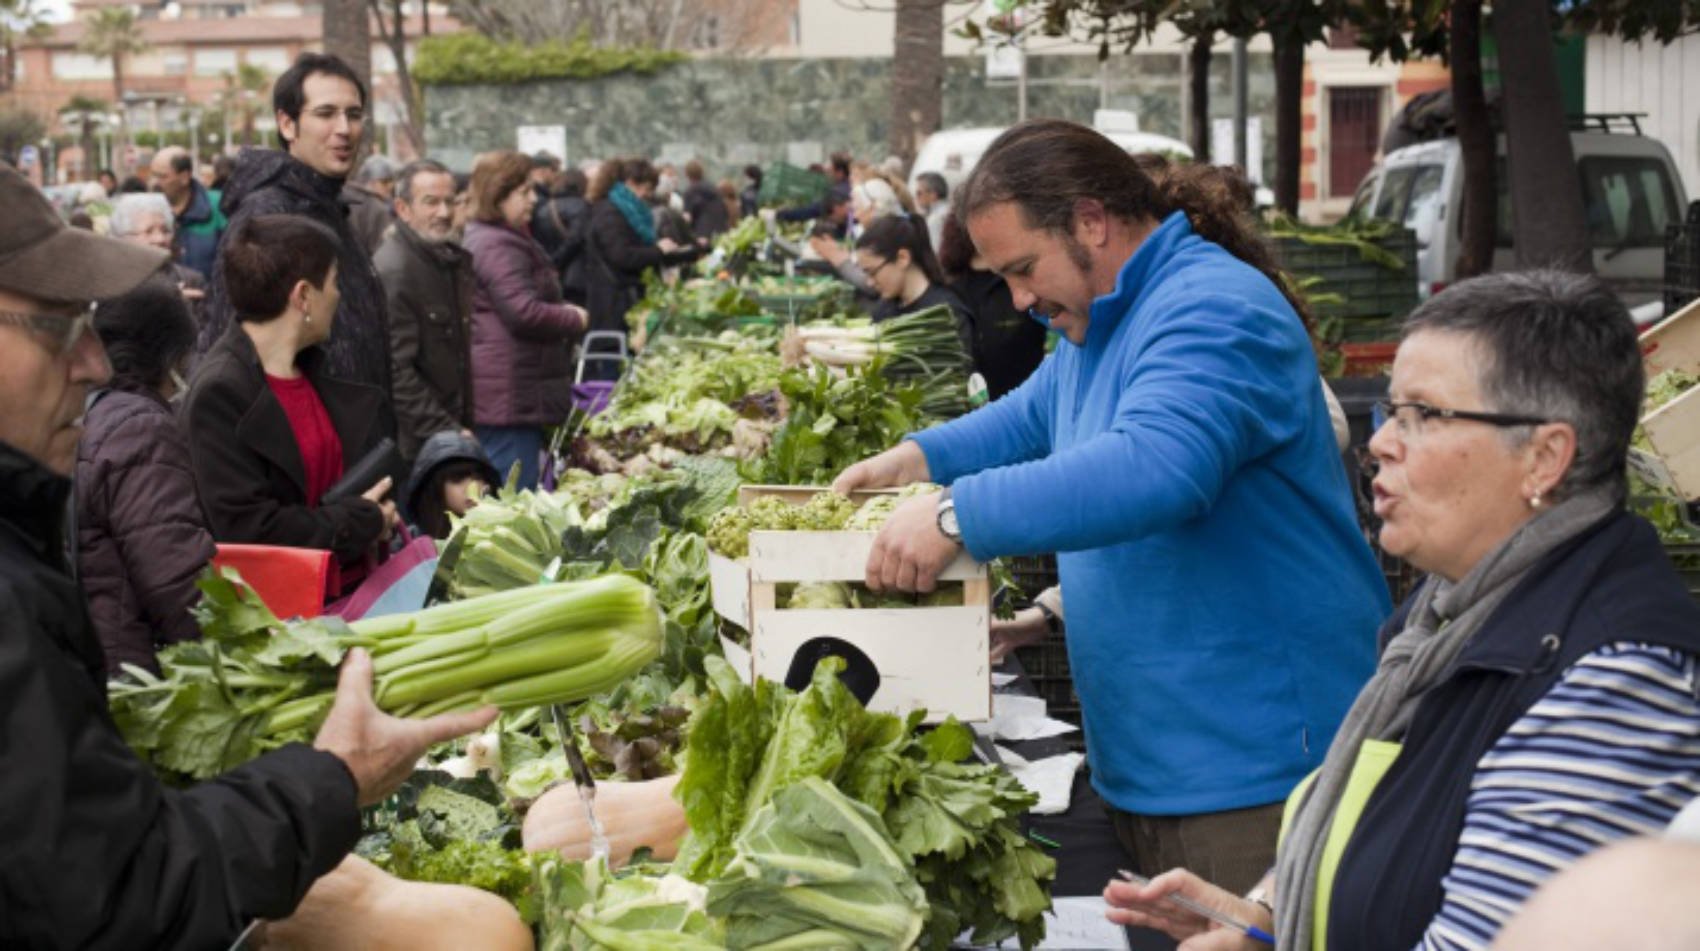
911, 212, 1388, 815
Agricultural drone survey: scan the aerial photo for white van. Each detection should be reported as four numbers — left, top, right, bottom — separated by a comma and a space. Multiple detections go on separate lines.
909, 125, 1194, 197
1346, 118, 1688, 317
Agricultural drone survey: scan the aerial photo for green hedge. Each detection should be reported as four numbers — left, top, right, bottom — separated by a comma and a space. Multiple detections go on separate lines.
413, 33, 687, 86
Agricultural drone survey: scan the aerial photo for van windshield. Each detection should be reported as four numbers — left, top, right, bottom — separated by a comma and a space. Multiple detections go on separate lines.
1371, 165, 1444, 230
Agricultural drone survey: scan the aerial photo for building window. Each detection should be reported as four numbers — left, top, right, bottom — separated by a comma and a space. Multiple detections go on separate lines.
51, 53, 110, 81
163, 52, 188, 76
1327, 86, 1383, 200
245, 47, 290, 73
194, 48, 238, 77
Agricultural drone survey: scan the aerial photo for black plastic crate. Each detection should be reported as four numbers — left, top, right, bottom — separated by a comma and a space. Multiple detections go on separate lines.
1007, 554, 1059, 600
1665, 208, 1700, 315
1275, 229, 1420, 322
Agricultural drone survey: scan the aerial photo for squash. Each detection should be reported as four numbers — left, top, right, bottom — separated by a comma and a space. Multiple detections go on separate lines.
522, 774, 688, 867
262, 855, 533, 951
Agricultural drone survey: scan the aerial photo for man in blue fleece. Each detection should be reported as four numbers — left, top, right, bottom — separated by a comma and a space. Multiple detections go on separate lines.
834, 119, 1389, 892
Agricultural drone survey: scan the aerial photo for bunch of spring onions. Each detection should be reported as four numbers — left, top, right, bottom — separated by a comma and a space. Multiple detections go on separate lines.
794, 305, 973, 418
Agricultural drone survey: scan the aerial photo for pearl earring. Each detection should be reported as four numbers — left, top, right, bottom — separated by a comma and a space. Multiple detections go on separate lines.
1529, 493, 1543, 510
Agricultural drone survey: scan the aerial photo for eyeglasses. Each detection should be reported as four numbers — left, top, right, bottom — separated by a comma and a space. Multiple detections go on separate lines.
1374, 399, 1548, 440
0, 303, 98, 354
861, 258, 892, 280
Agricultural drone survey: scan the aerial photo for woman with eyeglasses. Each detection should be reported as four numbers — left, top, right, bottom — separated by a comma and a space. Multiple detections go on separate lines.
854, 214, 972, 340
1105, 270, 1700, 951
75, 275, 214, 678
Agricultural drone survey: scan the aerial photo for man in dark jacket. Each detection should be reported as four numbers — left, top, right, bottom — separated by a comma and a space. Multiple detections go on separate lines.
197, 52, 392, 400
374, 159, 475, 462
0, 164, 493, 948
682, 159, 729, 240
149, 145, 225, 279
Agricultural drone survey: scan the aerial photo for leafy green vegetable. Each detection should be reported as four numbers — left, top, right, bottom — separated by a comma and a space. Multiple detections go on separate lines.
535, 855, 724, 951
672, 657, 1056, 948
742, 361, 927, 487
357, 770, 536, 914
705, 777, 928, 950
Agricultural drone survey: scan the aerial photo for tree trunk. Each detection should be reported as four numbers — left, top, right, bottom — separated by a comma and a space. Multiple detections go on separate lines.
1188, 30, 1213, 162
1450, 0, 1494, 280
80, 117, 95, 180
112, 57, 128, 167
322, 0, 373, 100
889, 0, 945, 167
1493, 0, 1591, 272
1272, 27, 1304, 215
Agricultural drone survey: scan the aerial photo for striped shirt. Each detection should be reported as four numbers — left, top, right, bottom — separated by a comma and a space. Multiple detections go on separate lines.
1419, 641, 1700, 950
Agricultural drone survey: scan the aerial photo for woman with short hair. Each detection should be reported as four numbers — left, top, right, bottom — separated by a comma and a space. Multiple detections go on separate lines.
76, 275, 215, 675
461, 150, 587, 490
108, 192, 207, 324
181, 214, 398, 600
1106, 270, 1700, 951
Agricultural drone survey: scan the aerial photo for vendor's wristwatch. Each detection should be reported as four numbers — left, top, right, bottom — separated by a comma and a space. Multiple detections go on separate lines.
936, 492, 961, 542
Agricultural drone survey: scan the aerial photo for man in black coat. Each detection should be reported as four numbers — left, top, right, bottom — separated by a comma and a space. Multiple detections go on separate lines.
682, 159, 729, 240
0, 166, 493, 947
374, 159, 475, 462
197, 52, 392, 399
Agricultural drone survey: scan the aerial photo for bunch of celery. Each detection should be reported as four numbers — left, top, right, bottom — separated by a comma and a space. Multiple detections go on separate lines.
110, 570, 664, 780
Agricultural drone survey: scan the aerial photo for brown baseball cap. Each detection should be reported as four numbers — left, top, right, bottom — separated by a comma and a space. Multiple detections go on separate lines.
0, 165, 170, 303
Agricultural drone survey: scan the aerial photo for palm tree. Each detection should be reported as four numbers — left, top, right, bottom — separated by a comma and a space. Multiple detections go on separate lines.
78, 7, 147, 158
59, 94, 108, 179
222, 62, 270, 148
0, 0, 52, 93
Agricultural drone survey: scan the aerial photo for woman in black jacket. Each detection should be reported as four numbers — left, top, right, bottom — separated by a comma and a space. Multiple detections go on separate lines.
584, 157, 705, 364
181, 214, 398, 600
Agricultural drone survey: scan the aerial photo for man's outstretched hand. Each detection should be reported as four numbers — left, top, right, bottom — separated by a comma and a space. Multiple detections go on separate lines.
313, 648, 498, 807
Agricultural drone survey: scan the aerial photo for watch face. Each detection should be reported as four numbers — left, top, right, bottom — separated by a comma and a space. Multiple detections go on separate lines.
939, 504, 960, 538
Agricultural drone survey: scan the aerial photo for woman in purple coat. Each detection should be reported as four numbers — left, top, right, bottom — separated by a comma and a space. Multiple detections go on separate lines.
75, 275, 216, 676
460, 151, 588, 489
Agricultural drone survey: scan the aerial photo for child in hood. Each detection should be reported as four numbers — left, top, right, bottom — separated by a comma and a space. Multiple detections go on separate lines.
405, 431, 502, 540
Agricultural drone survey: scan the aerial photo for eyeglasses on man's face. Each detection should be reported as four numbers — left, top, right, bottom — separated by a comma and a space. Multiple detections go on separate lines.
0, 303, 98, 355
1373, 399, 1548, 441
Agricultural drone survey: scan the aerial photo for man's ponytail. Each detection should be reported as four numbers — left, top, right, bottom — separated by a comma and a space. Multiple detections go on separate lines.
1147, 159, 1314, 329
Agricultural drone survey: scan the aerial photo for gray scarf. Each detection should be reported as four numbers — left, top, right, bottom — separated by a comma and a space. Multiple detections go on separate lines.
1273, 487, 1618, 951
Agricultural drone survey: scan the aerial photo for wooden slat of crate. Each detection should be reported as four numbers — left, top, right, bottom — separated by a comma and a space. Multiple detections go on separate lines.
1642, 296, 1700, 376
1641, 387, 1700, 499
747, 530, 983, 584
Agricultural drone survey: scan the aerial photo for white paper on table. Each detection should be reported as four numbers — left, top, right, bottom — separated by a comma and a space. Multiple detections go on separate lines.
1036, 897, 1132, 950
953, 896, 1129, 950
994, 745, 1082, 815
976, 692, 1080, 742
992, 672, 1019, 687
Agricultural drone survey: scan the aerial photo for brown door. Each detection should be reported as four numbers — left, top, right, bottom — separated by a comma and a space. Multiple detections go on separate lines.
1329, 86, 1384, 199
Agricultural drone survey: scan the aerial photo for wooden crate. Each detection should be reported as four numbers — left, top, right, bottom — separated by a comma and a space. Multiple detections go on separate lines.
708, 485, 991, 722
1638, 300, 1700, 499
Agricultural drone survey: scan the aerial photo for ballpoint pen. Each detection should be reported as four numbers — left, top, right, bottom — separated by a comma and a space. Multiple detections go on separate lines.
1117, 869, 1276, 946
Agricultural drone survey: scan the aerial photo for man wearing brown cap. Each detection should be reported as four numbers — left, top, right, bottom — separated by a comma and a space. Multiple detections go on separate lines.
0, 166, 494, 946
